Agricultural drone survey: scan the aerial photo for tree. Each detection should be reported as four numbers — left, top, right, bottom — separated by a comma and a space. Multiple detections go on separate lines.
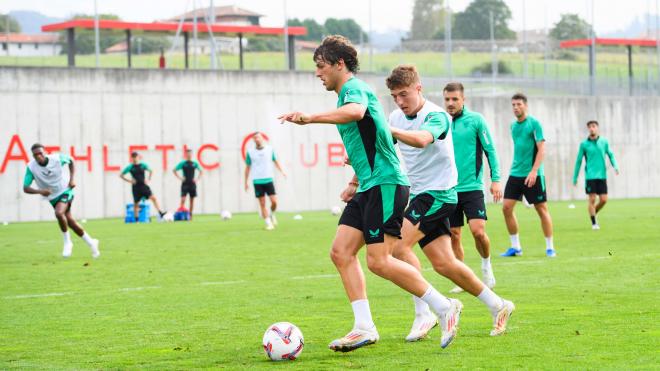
287, 18, 325, 42
60, 14, 124, 55
549, 14, 594, 41
452, 0, 515, 40
0, 14, 21, 33
410, 0, 444, 40
324, 18, 368, 43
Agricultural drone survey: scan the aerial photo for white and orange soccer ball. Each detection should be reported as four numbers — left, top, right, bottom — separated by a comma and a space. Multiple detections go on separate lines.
262, 322, 304, 361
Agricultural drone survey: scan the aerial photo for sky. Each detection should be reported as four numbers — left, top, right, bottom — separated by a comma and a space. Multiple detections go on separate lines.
2, 0, 659, 35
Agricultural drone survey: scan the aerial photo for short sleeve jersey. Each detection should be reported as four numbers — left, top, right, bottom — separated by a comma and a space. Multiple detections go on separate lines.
510, 115, 545, 177
24, 153, 72, 201
246, 145, 276, 184
174, 160, 201, 184
389, 100, 456, 195
121, 162, 151, 185
337, 77, 409, 192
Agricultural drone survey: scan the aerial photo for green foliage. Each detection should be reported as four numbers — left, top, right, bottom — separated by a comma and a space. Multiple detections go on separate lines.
324, 18, 368, 44
0, 14, 21, 32
131, 36, 170, 55
60, 14, 124, 55
287, 18, 325, 42
453, 0, 515, 40
246, 36, 284, 52
471, 60, 513, 75
410, 0, 445, 40
550, 14, 594, 41
553, 49, 579, 61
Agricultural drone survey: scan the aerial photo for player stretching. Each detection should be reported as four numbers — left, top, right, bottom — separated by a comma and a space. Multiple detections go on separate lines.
244, 132, 286, 230
120, 152, 166, 221
501, 93, 556, 258
23, 143, 100, 258
386, 66, 514, 341
572, 120, 619, 230
279, 36, 462, 351
443, 82, 501, 293
173, 149, 203, 220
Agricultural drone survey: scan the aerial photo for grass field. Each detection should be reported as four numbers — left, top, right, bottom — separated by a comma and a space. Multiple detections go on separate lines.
1, 199, 658, 369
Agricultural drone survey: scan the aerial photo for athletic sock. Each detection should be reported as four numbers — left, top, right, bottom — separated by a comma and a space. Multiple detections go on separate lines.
477, 287, 504, 314
545, 236, 554, 250
420, 286, 451, 316
62, 231, 71, 245
413, 295, 431, 316
481, 256, 492, 271
351, 299, 375, 330
509, 234, 521, 249
590, 215, 597, 225
82, 232, 94, 246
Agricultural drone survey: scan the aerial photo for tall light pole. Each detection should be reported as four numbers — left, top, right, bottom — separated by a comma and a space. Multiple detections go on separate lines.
368, 0, 373, 72
445, 1, 452, 77
94, 0, 100, 68
208, 0, 217, 70
283, 0, 289, 70
522, 0, 528, 78
656, 0, 659, 92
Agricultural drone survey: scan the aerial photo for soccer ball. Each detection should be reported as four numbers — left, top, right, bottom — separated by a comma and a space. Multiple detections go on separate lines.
220, 210, 232, 220
331, 206, 342, 215
161, 212, 175, 222
262, 322, 304, 361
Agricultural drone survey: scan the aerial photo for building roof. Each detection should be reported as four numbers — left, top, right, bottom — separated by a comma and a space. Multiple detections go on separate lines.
167, 5, 264, 22
105, 41, 127, 53
560, 38, 659, 48
0, 33, 59, 44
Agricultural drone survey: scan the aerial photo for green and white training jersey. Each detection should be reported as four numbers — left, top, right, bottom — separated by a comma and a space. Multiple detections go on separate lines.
337, 77, 409, 192
389, 100, 456, 195
246, 145, 276, 184
23, 153, 73, 201
451, 107, 500, 192
510, 115, 545, 177
573, 136, 619, 183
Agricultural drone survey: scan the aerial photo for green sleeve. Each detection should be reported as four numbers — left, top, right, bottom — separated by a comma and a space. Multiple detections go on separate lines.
478, 117, 501, 182
606, 141, 619, 171
532, 119, 545, 142
342, 84, 369, 107
420, 111, 449, 141
272, 151, 277, 161
121, 164, 133, 175
23, 167, 34, 187
59, 154, 72, 165
245, 153, 252, 166
193, 161, 202, 170
573, 143, 585, 184
142, 162, 151, 171
174, 161, 184, 171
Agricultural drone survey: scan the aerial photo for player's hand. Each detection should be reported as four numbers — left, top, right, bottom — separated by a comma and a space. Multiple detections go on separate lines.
278, 112, 312, 125
615, 170, 620, 176
490, 181, 502, 203
131, 179, 137, 185
68, 180, 76, 189
244, 183, 249, 192
524, 172, 537, 187
340, 184, 357, 203
343, 156, 351, 166
40, 189, 51, 197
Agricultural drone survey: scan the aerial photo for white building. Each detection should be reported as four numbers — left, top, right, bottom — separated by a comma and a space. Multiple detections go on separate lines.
0, 33, 61, 57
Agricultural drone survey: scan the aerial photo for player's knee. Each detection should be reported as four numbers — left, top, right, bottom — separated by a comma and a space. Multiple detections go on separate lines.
54, 210, 66, 219
450, 228, 461, 242
365, 255, 388, 276
431, 259, 451, 276
502, 204, 514, 215
329, 245, 351, 267
270, 200, 278, 209
471, 228, 487, 242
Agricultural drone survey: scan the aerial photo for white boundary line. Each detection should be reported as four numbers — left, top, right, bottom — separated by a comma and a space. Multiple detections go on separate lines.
4, 292, 72, 299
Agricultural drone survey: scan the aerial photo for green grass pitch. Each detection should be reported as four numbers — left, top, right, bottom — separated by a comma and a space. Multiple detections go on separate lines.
1, 199, 658, 369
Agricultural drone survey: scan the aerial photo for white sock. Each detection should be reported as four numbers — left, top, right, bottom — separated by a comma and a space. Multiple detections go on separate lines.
413, 295, 431, 316
477, 286, 504, 314
545, 236, 554, 250
509, 234, 521, 249
351, 299, 375, 330
82, 232, 94, 246
420, 286, 451, 316
264, 216, 272, 225
62, 231, 72, 244
481, 256, 492, 271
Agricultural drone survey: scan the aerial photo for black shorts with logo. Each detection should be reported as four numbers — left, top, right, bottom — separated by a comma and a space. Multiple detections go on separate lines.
585, 179, 607, 195
404, 193, 456, 248
132, 183, 153, 203
504, 176, 547, 204
254, 182, 276, 198
448, 190, 487, 228
181, 182, 198, 198
339, 184, 410, 244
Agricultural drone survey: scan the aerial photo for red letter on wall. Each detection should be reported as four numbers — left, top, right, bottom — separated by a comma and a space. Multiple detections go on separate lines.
103, 145, 120, 172
70, 146, 92, 172
1, 134, 29, 173
327, 143, 346, 167
155, 144, 175, 170
128, 145, 148, 161
44, 146, 61, 154
198, 144, 220, 170
299, 143, 318, 168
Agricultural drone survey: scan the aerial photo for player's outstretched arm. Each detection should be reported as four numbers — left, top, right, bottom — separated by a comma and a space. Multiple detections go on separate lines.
67, 159, 76, 189
273, 160, 287, 178
244, 165, 251, 192
172, 169, 183, 182
390, 126, 434, 148
22, 168, 49, 196
606, 141, 620, 175
278, 103, 366, 125
572, 143, 585, 185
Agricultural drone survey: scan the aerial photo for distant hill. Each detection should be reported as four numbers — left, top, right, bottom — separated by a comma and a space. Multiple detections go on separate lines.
602, 14, 660, 38
9, 10, 64, 34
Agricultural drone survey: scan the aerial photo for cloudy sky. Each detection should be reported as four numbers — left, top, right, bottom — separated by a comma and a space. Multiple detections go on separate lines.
2, 0, 658, 34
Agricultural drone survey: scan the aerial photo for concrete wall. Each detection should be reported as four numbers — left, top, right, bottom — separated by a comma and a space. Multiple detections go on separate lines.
1, 67, 658, 222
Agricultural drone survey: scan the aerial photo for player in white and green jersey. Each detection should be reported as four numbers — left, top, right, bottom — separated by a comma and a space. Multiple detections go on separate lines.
501, 93, 556, 258
387, 66, 514, 342
22, 143, 100, 258
572, 120, 619, 230
279, 36, 462, 352
244, 132, 287, 230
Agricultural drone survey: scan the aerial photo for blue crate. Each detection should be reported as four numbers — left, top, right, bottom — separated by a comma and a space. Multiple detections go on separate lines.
125, 203, 151, 223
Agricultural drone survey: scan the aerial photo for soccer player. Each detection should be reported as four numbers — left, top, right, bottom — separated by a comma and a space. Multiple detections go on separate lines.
120, 152, 166, 221
501, 93, 556, 258
173, 149, 203, 220
279, 35, 462, 351
443, 82, 501, 293
23, 143, 100, 258
572, 120, 619, 230
243, 132, 286, 230
386, 66, 514, 341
